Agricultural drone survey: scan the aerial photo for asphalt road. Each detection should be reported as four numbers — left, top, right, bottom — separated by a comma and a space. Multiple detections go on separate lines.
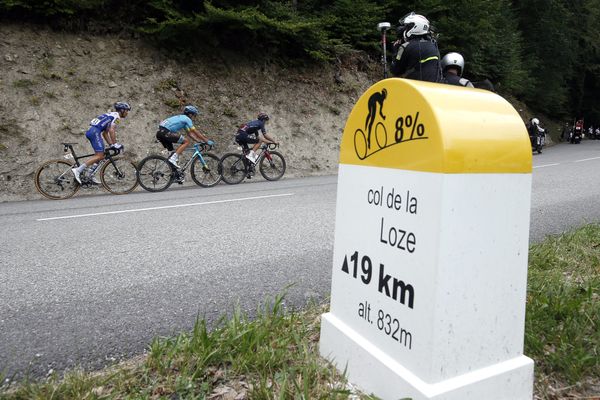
529, 140, 600, 241
1, 140, 599, 379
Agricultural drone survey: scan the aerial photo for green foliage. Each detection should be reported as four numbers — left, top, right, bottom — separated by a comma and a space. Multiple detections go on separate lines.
1, 0, 600, 121
424, 0, 531, 95
320, 0, 386, 52
141, 1, 336, 61
514, 0, 575, 115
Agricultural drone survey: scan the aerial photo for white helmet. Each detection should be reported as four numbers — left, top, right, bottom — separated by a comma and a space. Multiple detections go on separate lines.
441, 52, 465, 76
531, 118, 539, 125
398, 12, 430, 40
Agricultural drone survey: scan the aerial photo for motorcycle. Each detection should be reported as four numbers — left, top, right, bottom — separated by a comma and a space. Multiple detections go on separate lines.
569, 127, 582, 144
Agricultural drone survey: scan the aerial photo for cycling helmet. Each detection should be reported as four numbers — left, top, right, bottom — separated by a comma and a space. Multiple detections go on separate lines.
257, 112, 269, 121
114, 101, 131, 111
531, 118, 539, 125
398, 12, 430, 40
183, 105, 199, 116
441, 52, 465, 76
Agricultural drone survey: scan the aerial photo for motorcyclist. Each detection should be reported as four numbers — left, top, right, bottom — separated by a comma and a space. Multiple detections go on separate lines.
390, 12, 442, 82
572, 119, 584, 143
440, 52, 474, 88
527, 118, 545, 152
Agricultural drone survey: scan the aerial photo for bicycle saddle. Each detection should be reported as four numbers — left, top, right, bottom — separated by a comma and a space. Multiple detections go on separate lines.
61, 142, 78, 146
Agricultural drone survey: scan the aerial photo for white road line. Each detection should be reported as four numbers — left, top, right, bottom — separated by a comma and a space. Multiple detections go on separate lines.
37, 193, 294, 221
533, 163, 559, 169
574, 156, 600, 163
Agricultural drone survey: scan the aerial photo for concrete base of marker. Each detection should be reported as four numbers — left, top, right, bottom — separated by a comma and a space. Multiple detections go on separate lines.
320, 313, 534, 400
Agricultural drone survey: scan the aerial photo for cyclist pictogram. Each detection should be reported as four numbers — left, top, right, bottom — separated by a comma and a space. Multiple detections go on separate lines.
355, 89, 389, 160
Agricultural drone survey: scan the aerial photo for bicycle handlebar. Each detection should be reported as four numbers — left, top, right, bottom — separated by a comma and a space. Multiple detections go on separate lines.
104, 147, 121, 157
194, 141, 214, 151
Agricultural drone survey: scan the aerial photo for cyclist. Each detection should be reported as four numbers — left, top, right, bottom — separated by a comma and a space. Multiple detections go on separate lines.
441, 52, 474, 88
235, 112, 277, 164
390, 12, 442, 83
71, 101, 130, 184
157, 105, 214, 168
365, 89, 387, 149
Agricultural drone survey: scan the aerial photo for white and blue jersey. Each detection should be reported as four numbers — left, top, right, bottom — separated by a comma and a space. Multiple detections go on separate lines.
86, 112, 121, 152
160, 115, 194, 133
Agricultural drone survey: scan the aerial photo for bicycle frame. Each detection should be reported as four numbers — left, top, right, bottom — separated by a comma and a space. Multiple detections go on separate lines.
239, 143, 275, 162
62, 143, 122, 181
179, 143, 210, 172
63, 143, 96, 167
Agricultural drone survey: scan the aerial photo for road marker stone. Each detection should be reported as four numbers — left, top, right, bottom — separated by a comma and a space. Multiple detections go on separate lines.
320, 79, 534, 400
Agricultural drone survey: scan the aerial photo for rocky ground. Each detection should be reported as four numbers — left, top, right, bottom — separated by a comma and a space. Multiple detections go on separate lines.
0, 23, 376, 201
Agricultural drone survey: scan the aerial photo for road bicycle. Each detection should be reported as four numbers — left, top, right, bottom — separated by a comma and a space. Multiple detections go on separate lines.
34, 143, 138, 200
219, 143, 286, 184
136, 142, 221, 192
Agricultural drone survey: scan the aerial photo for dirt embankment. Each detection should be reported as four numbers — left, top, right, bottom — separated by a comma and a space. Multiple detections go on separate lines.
0, 24, 377, 202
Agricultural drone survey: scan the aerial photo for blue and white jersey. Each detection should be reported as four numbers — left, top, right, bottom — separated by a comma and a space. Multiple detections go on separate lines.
238, 119, 266, 136
89, 112, 120, 131
159, 115, 194, 133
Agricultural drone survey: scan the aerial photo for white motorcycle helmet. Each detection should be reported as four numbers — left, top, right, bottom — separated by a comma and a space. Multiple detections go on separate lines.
441, 52, 466, 76
398, 12, 430, 40
531, 118, 539, 126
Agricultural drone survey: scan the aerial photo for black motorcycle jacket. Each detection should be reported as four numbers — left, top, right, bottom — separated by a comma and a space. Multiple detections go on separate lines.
443, 73, 474, 88
528, 123, 544, 139
390, 36, 442, 83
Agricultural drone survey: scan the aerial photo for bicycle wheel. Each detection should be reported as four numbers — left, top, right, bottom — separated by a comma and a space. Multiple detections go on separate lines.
34, 159, 80, 200
375, 122, 387, 149
100, 159, 139, 195
219, 153, 247, 185
136, 155, 175, 192
191, 153, 222, 188
259, 151, 286, 181
354, 129, 368, 160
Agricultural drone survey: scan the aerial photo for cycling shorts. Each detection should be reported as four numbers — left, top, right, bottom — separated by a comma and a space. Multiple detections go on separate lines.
235, 131, 259, 146
156, 126, 185, 152
85, 126, 105, 152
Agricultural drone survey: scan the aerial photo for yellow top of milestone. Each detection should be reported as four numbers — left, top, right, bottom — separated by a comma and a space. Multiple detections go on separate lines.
339, 78, 532, 173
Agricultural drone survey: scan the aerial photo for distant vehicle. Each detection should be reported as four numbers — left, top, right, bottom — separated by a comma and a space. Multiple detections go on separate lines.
570, 126, 582, 144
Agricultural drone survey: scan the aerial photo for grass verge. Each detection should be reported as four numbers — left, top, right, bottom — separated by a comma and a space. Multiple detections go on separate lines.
525, 224, 600, 399
0, 293, 372, 400
1, 225, 599, 399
